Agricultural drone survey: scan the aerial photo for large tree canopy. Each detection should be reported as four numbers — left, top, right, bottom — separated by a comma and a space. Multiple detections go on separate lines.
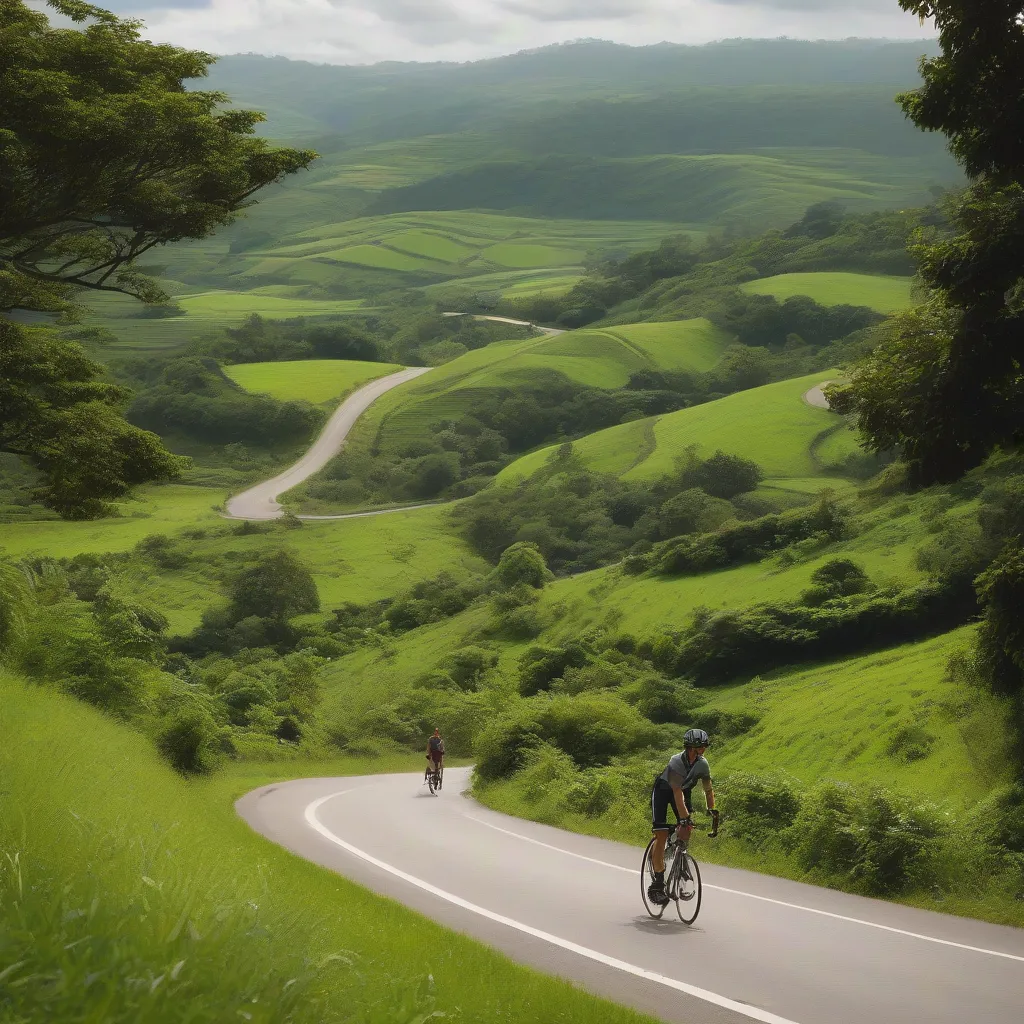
0, 0, 315, 314
0, 1, 316, 517
830, 1, 1024, 483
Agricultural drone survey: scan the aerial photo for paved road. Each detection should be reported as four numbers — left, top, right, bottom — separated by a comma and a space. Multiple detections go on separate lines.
442, 311, 565, 336
225, 367, 430, 520
238, 769, 1024, 1024
803, 381, 833, 410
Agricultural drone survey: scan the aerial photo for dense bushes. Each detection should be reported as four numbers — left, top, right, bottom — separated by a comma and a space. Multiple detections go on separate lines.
126, 357, 322, 447
652, 491, 849, 576
455, 452, 766, 573
190, 314, 381, 364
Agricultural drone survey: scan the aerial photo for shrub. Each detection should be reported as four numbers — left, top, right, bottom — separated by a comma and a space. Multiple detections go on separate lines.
229, 550, 320, 621
792, 783, 942, 894
518, 642, 590, 696
681, 451, 764, 500
474, 715, 544, 780
490, 542, 554, 591
157, 707, 220, 774
536, 693, 655, 769
719, 772, 802, 844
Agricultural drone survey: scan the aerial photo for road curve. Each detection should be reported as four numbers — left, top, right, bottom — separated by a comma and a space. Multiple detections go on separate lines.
225, 367, 430, 520
238, 769, 1024, 1024
803, 381, 833, 410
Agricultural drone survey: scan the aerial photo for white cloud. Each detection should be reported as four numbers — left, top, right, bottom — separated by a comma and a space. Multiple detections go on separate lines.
104, 0, 935, 63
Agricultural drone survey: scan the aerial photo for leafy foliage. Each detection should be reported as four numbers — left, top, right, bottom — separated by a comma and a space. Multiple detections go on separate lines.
0, 0, 315, 314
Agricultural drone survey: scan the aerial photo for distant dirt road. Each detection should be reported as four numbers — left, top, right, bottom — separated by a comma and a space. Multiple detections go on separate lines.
225, 367, 430, 521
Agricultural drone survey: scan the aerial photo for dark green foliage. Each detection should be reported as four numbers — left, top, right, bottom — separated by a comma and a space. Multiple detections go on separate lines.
655, 492, 849, 576
668, 577, 976, 685
127, 356, 321, 447
490, 542, 554, 592
0, 1, 315, 316
792, 783, 941, 895
0, 322, 187, 518
680, 451, 764, 500
474, 716, 545, 781
518, 642, 591, 697
229, 550, 320, 622
718, 772, 802, 844
156, 706, 220, 774
801, 558, 873, 606
535, 694, 656, 769
832, 5, 1024, 484
191, 314, 380, 364
383, 572, 483, 632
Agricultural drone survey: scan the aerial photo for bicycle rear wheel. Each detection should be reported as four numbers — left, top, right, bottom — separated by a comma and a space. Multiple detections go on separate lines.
640, 837, 669, 919
671, 848, 702, 925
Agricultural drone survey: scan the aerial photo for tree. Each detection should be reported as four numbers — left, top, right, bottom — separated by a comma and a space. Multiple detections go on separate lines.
1, 0, 316, 315
490, 542, 554, 592
0, 321, 188, 516
228, 550, 320, 622
829, 2, 1024, 483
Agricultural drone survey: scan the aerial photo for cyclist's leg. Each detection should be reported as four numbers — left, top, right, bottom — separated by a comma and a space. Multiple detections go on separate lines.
650, 781, 673, 872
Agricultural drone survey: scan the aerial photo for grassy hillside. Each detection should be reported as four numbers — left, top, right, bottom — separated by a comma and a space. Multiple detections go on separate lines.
0, 673, 657, 1024
225, 359, 403, 404
0, 498, 484, 634
740, 272, 915, 313
498, 371, 858, 490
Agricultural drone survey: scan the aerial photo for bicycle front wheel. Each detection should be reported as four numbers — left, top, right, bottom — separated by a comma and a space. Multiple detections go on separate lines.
671, 849, 702, 925
427, 768, 437, 795
640, 837, 668, 920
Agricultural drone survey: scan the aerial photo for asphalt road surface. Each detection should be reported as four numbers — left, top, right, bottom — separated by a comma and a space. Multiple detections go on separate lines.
803, 381, 833, 410
238, 768, 1024, 1024
225, 367, 430, 520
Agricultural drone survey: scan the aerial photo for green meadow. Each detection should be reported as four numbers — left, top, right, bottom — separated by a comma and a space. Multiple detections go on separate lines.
741, 272, 915, 313
0, 674, 658, 1024
225, 359, 403, 404
498, 371, 855, 486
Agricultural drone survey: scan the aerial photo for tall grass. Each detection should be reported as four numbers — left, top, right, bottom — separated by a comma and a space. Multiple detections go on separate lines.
0, 673, 656, 1024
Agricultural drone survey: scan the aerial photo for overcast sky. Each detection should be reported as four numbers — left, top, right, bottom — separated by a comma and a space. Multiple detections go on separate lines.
90, 0, 935, 64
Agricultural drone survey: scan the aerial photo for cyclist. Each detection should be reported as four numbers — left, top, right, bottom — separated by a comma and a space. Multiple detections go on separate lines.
426, 728, 445, 785
648, 728, 718, 906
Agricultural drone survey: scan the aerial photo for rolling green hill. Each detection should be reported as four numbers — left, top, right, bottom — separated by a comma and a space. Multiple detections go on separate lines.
740, 272, 915, 313
224, 359, 403, 404
498, 371, 857, 491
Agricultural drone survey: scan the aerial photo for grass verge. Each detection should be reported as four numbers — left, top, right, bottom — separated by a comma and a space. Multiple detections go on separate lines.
0, 672, 657, 1024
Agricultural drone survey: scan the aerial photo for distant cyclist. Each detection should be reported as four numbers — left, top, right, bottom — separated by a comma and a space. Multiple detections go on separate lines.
648, 728, 718, 906
426, 728, 445, 782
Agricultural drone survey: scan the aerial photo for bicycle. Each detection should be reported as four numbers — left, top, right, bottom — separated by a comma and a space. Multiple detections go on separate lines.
424, 761, 443, 795
640, 814, 717, 924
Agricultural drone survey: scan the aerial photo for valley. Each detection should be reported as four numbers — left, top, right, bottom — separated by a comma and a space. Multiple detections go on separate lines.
3, 17, 1023, 1024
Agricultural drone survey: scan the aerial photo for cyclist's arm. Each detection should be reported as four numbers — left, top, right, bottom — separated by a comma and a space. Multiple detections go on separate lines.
702, 778, 716, 812
671, 782, 690, 822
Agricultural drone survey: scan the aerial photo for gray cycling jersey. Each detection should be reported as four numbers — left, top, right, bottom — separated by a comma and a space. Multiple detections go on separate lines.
659, 752, 711, 794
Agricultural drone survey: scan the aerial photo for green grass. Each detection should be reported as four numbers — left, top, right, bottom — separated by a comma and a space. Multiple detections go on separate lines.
740, 272, 915, 313
313, 319, 734, 473
498, 371, 858, 486
0, 673, 658, 1024
479, 243, 584, 269
177, 291, 367, 319
224, 360, 403, 404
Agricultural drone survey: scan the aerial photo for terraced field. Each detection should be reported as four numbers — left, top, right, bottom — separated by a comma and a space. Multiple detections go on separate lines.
224, 359, 403, 404
498, 371, 858, 488
740, 272, 915, 313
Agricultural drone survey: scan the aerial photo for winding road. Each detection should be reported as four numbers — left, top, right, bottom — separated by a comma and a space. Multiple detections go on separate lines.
225, 367, 431, 520
240, 769, 1024, 1024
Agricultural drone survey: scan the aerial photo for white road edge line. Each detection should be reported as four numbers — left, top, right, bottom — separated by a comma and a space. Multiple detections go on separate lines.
463, 814, 1024, 964
305, 791, 800, 1024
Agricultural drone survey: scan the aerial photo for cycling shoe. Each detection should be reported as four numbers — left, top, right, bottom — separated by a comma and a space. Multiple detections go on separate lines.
646, 883, 670, 906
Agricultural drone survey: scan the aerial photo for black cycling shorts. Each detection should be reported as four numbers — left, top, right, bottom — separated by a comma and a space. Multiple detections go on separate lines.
650, 778, 691, 831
